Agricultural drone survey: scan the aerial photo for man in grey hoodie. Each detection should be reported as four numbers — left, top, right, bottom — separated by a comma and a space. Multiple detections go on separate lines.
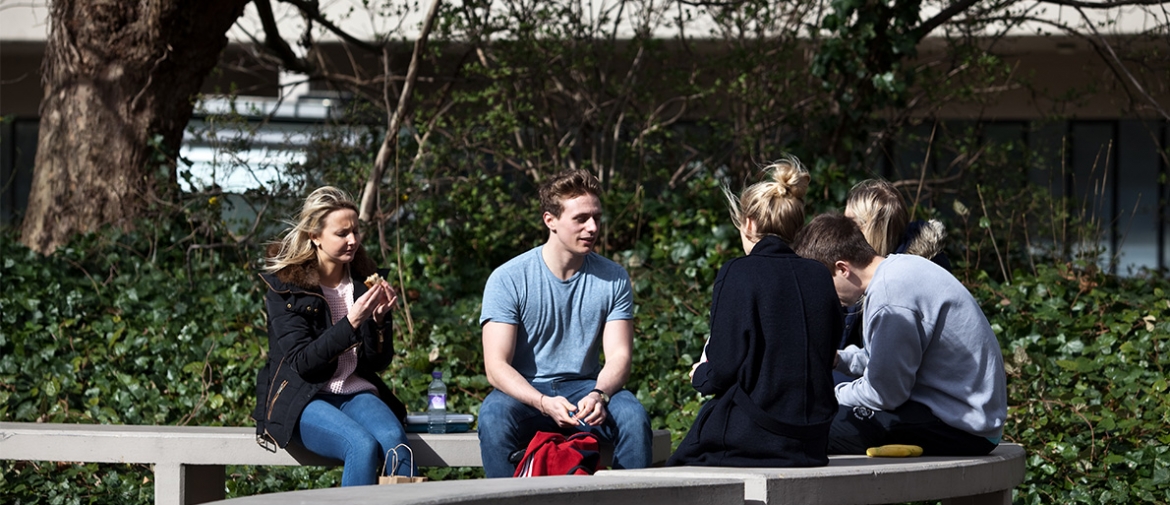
793, 213, 1007, 456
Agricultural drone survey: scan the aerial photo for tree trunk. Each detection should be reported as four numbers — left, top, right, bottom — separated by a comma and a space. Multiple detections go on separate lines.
20, 0, 249, 254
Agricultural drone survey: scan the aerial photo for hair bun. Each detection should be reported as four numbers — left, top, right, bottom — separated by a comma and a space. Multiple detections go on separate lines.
766, 157, 810, 200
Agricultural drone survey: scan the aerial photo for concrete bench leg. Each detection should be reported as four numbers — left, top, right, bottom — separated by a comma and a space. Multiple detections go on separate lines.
942, 489, 1011, 505
154, 462, 226, 505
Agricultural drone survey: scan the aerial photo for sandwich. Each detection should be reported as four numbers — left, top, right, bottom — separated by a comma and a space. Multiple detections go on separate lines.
364, 272, 385, 288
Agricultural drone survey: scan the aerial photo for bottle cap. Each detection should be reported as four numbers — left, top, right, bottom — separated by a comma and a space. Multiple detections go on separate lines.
432, 370, 442, 379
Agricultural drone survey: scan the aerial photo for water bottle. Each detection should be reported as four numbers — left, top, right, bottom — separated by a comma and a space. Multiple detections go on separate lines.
426, 370, 447, 434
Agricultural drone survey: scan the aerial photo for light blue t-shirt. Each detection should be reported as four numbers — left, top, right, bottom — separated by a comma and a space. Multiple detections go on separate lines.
480, 246, 634, 382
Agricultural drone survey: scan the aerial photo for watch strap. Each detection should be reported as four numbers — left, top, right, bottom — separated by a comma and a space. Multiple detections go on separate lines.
589, 388, 609, 404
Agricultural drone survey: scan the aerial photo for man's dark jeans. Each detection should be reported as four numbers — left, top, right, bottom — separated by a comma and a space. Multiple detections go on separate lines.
828, 400, 997, 456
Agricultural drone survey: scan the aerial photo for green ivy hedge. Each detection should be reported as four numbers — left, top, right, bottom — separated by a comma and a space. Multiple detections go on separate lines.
2, 185, 1169, 503
971, 267, 1170, 504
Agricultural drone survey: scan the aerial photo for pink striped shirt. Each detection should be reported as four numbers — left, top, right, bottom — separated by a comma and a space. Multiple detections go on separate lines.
320, 277, 377, 396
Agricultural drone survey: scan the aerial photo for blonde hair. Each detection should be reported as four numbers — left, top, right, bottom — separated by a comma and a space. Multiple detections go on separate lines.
265, 186, 360, 272
724, 156, 810, 244
845, 179, 907, 256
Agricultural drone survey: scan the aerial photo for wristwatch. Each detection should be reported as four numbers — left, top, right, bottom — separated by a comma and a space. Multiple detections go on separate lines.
589, 388, 609, 405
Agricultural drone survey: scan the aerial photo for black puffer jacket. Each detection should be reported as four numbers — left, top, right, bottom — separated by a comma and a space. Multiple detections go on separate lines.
252, 246, 407, 449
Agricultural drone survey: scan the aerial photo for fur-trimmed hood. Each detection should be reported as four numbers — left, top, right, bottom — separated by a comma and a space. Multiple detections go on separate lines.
897, 219, 947, 260
263, 243, 378, 291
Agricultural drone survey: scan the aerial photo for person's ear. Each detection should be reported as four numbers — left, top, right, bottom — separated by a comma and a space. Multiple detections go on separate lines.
833, 260, 850, 279
743, 217, 757, 239
543, 211, 556, 231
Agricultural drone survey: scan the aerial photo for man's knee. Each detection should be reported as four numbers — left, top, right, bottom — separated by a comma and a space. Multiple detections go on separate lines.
479, 391, 532, 436
826, 405, 881, 454
599, 391, 651, 469
606, 391, 650, 429
478, 392, 537, 478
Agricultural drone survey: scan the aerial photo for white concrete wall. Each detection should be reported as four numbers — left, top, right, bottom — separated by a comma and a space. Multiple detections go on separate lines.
0, 0, 50, 41
2, 0, 1163, 45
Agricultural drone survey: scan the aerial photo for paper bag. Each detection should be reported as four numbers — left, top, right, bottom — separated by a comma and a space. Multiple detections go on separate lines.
379, 444, 428, 484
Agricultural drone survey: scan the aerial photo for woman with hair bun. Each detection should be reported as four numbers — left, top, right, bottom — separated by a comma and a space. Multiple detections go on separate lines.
252, 186, 414, 486
667, 157, 841, 467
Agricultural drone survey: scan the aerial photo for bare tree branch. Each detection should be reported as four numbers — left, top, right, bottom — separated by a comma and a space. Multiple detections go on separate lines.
358, 0, 444, 222
675, 0, 750, 7
1072, 5, 1170, 121
1039, 0, 1170, 8
254, 0, 313, 74
1007, 12, 1170, 122
913, 0, 985, 40
276, 0, 383, 53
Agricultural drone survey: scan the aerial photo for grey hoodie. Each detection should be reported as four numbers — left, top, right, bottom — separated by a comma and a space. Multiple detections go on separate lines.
835, 254, 1007, 441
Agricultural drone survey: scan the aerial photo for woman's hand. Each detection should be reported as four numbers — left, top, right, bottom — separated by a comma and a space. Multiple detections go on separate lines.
347, 281, 391, 329
371, 281, 399, 324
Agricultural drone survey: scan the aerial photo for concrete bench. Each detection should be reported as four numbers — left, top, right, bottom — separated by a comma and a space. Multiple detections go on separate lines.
200, 445, 1026, 505
597, 443, 1026, 505
203, 474, 746, 505
0, 422, 671, 505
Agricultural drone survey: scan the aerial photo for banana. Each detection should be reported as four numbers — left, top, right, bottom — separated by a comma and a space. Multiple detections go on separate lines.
865, 444, 924, 457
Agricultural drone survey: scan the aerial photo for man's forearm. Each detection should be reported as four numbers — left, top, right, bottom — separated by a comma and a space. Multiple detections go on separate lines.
596, 319, 634, 396
593, 360, 630, 396
486, 362, 544, 409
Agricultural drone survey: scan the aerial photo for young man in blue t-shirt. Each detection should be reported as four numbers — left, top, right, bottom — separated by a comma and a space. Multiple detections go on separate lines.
477, 169, 652, 477
793, 213, 1007, 456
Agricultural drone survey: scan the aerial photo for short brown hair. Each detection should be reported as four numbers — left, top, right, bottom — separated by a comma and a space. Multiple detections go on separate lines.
539, 169, 602, 217
792, 213, 878, 272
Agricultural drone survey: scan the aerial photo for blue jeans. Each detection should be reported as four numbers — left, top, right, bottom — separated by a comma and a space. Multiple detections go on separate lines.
477, 379, 652, 478
296, 391, 415, 486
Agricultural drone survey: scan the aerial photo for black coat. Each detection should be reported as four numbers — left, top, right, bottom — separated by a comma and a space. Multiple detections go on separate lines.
667, 236, 841, 467
252, 247, 407, 449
